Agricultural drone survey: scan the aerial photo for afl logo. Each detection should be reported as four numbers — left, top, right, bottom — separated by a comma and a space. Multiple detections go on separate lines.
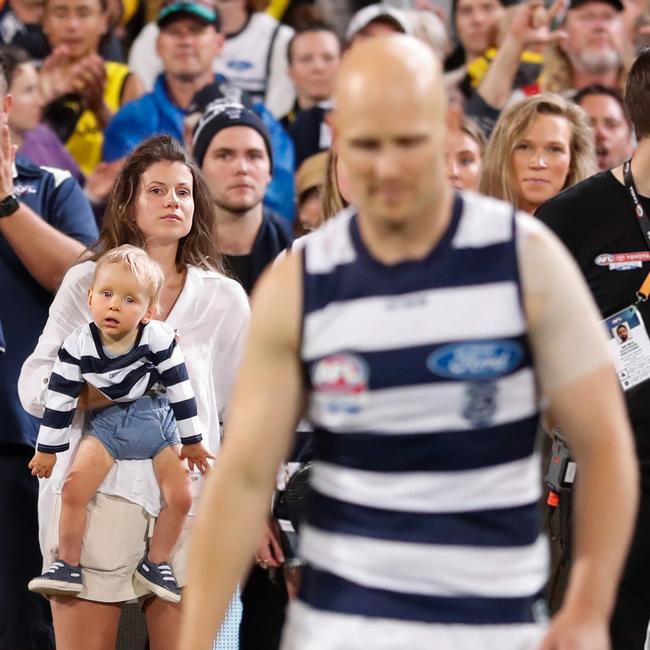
311, 353, 369, 414
427, 341, 523, 381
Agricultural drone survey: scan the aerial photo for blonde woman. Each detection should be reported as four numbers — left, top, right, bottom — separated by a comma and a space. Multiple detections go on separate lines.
479, 92, 597, 213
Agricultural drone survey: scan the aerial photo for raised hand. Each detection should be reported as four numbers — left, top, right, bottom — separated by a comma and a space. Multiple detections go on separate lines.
0, 119, 16, 202
505, 0, 568, 49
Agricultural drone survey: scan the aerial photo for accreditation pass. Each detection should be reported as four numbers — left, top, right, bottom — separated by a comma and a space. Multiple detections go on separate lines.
603, 305, 650, 391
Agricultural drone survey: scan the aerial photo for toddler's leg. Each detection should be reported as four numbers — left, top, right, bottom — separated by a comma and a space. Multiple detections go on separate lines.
148, 446, 192, 564
59, 437, 114, 566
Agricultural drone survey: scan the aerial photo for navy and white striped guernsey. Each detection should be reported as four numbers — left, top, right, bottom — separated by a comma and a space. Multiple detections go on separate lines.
292, 193, 547, 643
36, 320, 203, 453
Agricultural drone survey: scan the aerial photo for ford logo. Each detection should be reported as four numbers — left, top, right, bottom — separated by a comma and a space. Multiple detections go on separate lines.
427, 341, 523, 380
227, 60, 253, 71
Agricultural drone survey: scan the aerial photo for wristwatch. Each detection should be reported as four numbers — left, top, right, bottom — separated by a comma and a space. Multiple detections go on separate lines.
0, 193, 19, 218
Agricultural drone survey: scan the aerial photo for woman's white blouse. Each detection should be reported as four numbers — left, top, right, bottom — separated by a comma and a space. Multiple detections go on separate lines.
18, 261, 250, 530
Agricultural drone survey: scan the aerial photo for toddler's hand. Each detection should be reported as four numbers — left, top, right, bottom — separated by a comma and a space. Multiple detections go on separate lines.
180, 442, 215, 474
28, 451, 57, 478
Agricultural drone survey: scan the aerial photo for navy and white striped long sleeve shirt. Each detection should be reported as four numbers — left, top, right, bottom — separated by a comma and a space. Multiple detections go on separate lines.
36, 320, 203, 453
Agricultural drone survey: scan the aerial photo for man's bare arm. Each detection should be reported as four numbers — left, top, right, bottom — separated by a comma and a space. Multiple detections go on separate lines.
180, 252, 305, 650
520, 215, 639, 649
0, 125, 87, 292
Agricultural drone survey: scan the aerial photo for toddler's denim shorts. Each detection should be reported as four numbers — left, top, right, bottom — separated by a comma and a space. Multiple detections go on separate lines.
86, 394, 180, 460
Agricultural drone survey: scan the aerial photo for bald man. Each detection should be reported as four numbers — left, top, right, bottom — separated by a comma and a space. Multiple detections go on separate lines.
179, 36, 638, 650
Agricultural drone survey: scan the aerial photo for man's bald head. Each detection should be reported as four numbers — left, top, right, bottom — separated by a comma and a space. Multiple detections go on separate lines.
330, 36, 449, 230
333, 35, 445, 129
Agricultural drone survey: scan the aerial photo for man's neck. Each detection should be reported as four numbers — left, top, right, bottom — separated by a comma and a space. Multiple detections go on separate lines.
165, 70, 215, 110
215, 204, 264, 256
573, 67, 620, 92
296, 94, 324, 111
357, 183, 454, 265
610, 140, 650, 191
619, 140, 650, 197
220, 3, 249, 36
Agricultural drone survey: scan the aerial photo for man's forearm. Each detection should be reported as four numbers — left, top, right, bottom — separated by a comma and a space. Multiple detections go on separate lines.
0, 204, 87, 292
563, 433, 638, 618
180, 455, 275, 650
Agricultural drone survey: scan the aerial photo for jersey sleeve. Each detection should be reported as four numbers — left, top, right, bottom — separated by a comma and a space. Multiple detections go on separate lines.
36, 333, 85, 453
150, 325, 203, 445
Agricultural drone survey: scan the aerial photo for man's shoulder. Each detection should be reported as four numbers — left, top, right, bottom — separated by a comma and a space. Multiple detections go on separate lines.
111, 89, 157, 118
537, 171, 616, 219
14, 156, 75, 199
263, 209, 293, 240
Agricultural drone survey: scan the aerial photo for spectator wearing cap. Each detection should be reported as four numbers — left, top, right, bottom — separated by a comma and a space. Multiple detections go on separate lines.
103, 0, 224, 162
543, 0, 629, 95
129, 0, 295, 119
345, 4, 411, 43
104, 0, 296, 221
575, 83, 634, 170
38, 0, 144, 176
193, 103, 292, 294
280, 23, 340, 132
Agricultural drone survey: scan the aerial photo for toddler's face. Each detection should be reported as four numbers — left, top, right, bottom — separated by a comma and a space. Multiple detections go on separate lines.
88, 263, 154, 343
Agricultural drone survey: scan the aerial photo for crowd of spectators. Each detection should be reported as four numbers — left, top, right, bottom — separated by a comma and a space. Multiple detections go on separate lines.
2, 0, 650, 647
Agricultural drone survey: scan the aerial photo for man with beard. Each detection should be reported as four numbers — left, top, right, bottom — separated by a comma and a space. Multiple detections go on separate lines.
544, 0, 627, 94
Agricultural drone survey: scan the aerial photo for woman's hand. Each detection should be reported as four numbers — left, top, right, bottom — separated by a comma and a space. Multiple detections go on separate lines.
255, 519, 285, 570
28, 451, 57, 478
180, 442, 216, 473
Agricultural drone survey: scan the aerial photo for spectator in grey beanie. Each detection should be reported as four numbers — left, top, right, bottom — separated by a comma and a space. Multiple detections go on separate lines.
192, 102, 274, 172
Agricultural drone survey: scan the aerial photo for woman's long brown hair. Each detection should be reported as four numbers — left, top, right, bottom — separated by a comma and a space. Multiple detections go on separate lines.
91, 135, 223, 273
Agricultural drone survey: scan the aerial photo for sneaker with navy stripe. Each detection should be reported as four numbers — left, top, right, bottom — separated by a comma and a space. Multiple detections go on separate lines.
134, 557, 181, 603
28, 559, 83, 596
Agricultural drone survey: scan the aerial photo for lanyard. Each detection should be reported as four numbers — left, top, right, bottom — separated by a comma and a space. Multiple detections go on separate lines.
623, 160, 650, 303
624, 159, 650, 250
